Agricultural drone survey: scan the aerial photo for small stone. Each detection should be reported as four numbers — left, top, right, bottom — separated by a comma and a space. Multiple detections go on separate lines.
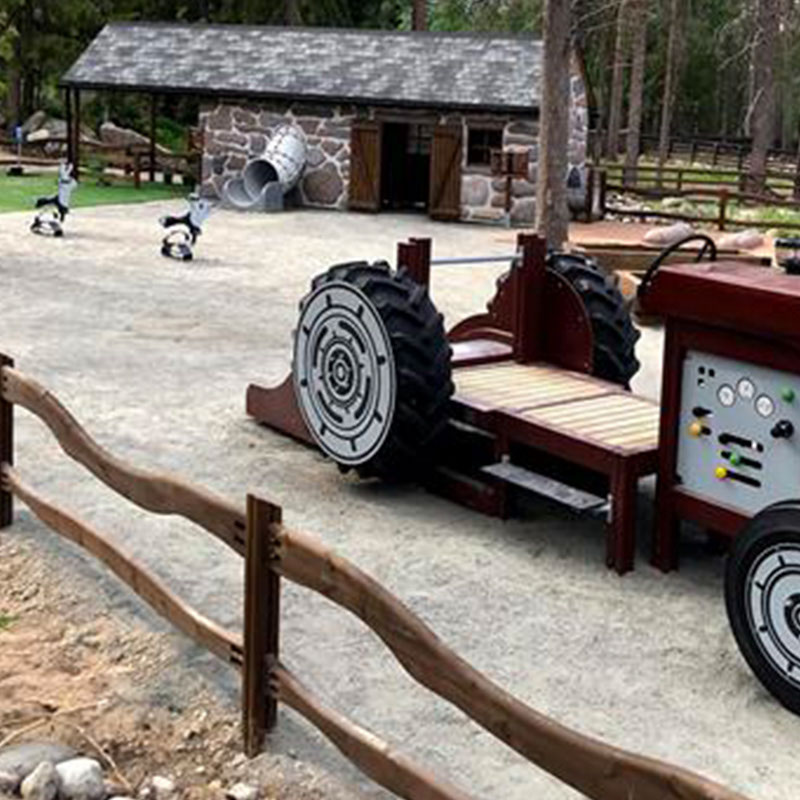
149, 776, 176, 798
20, 761, 59, 800
104, 780, 129, 797
207, 779, 223, 792
225, 783, 258, 800
301, 163, 344, 206
55, 758, 105, 800
0, 769, 20, 794
228, 753, 247, 770
0, 743, 77, 782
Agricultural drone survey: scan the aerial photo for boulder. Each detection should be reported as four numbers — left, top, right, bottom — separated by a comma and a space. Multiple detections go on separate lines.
461, 175, 490, 207
20, 762, 59, 800
22, 110, 47, 135
99, 122, 170, 154
642, 222, 694, 247
302, 163, 343, 206
718, 229, 764, 251
55, 758, 105, 800
0, 743, 76, 782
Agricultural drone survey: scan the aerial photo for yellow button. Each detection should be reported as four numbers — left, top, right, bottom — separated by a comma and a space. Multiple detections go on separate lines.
689, 422, 704, 438
715, 466, 728, 480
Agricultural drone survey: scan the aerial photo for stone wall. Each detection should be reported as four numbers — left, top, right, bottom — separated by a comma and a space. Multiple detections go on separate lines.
201, 62, 587, 227
200, 101, 353, 208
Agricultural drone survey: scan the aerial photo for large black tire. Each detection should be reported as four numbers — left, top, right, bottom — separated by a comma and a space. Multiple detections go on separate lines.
725, 502, 800, 715
294, 261, 453, 481
546, 252, 641, 387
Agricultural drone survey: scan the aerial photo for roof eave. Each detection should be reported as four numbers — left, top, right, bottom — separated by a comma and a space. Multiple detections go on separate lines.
58, 78, 539, 117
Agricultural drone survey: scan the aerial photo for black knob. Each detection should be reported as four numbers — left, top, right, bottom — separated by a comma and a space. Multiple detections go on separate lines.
771, 420, 795, 439
693, 406, 712, 418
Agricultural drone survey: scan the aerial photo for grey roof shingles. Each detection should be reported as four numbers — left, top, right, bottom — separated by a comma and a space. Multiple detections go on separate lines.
62, 22, 542, 113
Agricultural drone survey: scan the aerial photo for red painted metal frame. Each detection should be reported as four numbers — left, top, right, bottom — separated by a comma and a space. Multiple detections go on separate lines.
643, 262, 800, 571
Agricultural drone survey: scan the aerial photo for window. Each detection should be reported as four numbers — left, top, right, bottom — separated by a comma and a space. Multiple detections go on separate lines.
467, 127, 502, 167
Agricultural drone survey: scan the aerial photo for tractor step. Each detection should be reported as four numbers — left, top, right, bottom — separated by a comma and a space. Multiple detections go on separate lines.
481, 461, 609, 515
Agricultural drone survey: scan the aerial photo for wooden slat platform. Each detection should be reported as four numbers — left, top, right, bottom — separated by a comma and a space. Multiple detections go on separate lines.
451, 360, 661, 573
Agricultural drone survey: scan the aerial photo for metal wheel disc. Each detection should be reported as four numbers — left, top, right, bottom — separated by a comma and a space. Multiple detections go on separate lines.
293, 281, 396, 465
746, 543, 800, 685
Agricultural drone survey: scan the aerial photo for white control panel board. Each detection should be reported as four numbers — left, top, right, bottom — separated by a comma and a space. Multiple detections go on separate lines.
677, 350, 800, 515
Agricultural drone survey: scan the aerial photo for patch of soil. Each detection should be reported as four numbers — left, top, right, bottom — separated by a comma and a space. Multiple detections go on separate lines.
0, 534, 317, 799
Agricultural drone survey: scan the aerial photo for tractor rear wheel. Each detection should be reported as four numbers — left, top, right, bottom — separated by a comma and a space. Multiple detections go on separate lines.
293, 261, 453, 481
546, 252, 640, 387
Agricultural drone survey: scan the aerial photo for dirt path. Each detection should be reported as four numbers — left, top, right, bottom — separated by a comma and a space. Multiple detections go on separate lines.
0, 204, 793, 800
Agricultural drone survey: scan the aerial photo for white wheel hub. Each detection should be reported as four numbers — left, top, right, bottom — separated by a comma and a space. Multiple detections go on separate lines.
294, 281, 396, 465
747, 543, 800, 685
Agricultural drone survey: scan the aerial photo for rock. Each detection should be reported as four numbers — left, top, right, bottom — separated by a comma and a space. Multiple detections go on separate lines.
718, 229, 764, 251
20, 762, 59, 800
0, 769, 20, 795
321, 139, 343, 156
22, 110, 47, 135
0, 743, 77, 782
642, 222, 694, 247
511, 197, 536, 225
149, 776, 176, 798
100, 121, 170, 154
228, 753, 247, 770
55, 758, 105, 800
302, 163, 344, 206
225, 783, 258, 800
461, 175, 490, 207
306, 147, 325, 169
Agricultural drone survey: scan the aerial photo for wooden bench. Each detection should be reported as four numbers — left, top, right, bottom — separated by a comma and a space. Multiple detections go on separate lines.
449, 361, 660, 574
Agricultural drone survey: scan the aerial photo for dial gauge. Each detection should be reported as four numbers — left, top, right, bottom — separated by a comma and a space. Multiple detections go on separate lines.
738, 378, 756, 400
718, 384, 736, 408
756, 394, 775, 418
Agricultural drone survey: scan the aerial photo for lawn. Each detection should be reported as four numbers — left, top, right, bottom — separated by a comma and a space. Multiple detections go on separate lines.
0, 171, 187, 214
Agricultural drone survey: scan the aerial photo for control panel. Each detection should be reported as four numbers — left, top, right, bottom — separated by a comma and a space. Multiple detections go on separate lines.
677, 350, 800, 515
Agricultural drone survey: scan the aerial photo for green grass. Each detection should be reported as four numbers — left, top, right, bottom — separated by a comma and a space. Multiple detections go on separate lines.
0, 171, 188, 214
0, 613, 17, 631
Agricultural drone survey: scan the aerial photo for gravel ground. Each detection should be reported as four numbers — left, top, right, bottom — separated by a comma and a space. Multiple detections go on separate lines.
0, 202, 793, 800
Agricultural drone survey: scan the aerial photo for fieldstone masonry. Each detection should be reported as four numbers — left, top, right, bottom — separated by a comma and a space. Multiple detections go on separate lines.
200, 66, 587, 226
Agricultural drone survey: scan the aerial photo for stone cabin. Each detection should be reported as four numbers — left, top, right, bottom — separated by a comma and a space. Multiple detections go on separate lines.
63, 22, 587, 225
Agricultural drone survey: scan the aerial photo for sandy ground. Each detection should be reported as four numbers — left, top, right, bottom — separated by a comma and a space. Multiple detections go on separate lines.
0, 202, 793, 800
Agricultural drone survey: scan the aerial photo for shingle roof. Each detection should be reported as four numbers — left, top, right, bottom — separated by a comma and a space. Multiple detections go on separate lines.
62, 22, 542, 113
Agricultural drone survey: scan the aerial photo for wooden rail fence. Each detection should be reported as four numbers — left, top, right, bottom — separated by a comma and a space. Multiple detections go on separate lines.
0, 355, 757, 800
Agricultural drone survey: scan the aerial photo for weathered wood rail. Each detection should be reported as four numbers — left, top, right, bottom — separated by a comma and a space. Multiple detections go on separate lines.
0, 355, 757, 800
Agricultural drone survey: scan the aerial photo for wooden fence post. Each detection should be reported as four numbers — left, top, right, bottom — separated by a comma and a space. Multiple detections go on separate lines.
718, 189, 729, 231
242, 494, 282, 756
0, 355, 13, 530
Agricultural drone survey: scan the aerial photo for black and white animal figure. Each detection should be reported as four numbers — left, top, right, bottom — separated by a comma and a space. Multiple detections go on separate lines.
31, 162, 77, 237
159, 193, 212, 261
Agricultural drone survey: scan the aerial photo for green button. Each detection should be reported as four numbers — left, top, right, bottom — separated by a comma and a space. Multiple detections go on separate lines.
729, 453, 742, 466
783, 388, 796, 402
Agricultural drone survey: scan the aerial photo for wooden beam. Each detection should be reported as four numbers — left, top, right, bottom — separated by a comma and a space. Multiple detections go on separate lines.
64, 89, 73, 168
74, 89, 81, 179
0, 356, 13, 530
242, 494, 282, 756
4, 465, 242, 665
1, 366, 246, 554
149, 94, 157, 183
275, 666, 476, 800
512, 234, 547, 364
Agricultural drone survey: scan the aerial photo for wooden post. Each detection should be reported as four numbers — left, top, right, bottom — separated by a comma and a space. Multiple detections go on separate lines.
690, 140, 697, 163
242, 494, 282, 756
149, 94, 157, 183
73, 89, 81, 179
512, 234, 547, 364
0, 355, 13, 530
133, 152, 141, 190
397, 238, 431, 289
64, 89, 73, 168
718, 189, 729, 231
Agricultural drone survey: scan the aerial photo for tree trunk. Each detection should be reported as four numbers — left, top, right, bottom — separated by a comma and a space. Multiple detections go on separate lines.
623, 0, 648, 186
535, 0, 572, 249
412, 0, 428, 30
285, 0, 303, 25
605, 0, 628, 160
657, 0, 683, 167
747, 0, 779, 194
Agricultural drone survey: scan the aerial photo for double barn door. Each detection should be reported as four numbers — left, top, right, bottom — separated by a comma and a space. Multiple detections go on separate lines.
349, 120, 462, 220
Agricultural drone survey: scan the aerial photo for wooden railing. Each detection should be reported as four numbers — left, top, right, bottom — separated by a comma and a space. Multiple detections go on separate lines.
0, 354, 757, 800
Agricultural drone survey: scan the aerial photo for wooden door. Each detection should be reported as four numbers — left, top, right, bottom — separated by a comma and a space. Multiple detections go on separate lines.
349, 120, 382, 212
429, 125, 463, 220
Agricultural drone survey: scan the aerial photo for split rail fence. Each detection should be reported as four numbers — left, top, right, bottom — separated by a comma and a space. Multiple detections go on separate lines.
0, 354, 756, 800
